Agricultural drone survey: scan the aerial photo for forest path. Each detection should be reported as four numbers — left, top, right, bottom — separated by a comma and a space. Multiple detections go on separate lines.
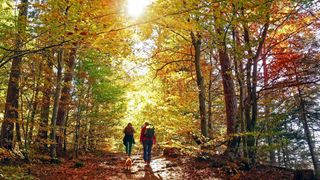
30, 151, 206, 180
28, 150, 297, 180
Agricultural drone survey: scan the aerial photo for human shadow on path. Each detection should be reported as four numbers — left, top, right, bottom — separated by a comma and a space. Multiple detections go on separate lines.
142, 164, 163, 180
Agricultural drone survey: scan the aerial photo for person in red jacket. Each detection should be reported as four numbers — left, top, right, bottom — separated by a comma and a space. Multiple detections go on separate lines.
140, 122, 156, 164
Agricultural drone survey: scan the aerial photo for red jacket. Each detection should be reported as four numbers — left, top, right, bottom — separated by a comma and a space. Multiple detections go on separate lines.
140, 125, 156, 144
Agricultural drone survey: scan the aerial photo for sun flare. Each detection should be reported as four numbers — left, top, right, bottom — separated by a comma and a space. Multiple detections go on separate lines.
127, 0, 152, 18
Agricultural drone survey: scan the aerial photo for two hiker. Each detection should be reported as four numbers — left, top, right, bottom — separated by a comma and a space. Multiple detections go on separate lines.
123, 122, 156, 164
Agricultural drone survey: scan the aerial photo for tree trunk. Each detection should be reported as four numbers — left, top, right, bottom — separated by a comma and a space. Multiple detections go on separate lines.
56, 45, 77, 157
262, 53, 276, 164
213, 16, 239, 154
292, 61, 319, 177
297, 85, 319, 178
218, 47, 239, 154
28, 63, 42, 147
74, 98, 82, 159
50, 49, 63, 159
277, 147, 282, 166
207, 51, 214, 136
15, 121, 22, 145
89, 120, 95, 151
215, 25, 239, 153
88, 105, 97, 151
242, 24, 254, 162
232, 27, 247, 158
38, 55, 53, 150
0, 0, 28, 150
63, 110, 68, 153
18, 86, 25, 147
81, 86, 91, 151
242, 19, 269, 164
191, 32, 208, 137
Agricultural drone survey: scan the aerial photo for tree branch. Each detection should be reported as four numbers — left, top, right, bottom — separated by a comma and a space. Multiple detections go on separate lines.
0, 40, 71, 68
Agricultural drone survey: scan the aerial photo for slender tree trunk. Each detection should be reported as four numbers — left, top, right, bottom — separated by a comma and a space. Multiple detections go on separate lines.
262, 53, 276, 164
88, 105, 97, 151
74, 115, 80, 159
81, 86, 91, 151
292, 61, 320, 177
28, 64, 42, 147
232, 27, 247, 158
207, 51, 214, 136
243, 24, 254, 162
242, 18, 269, 164
0, 0, 28, 150
282, 146, 288, 167
38, 55, 53, 150
15, 121, 22, 145
191, 32, 208, 137
26, 84, 39, 148
277, 147, 281, 166
16, 77, 24, 146
74, 98, 82, 159
283, 123, 290, 167
63, 110, 68, 153
19, 87, 25, 146
50, 49, 63, 159
56, 45, 77, 157
88, 120, 95, 151
297, 85, 319, 178
82, 117, 89, 151
24, 64, 37, 150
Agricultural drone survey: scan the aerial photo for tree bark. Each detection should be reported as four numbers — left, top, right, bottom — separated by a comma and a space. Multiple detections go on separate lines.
18, 86, 25, 147
63, 111, 69, 153
88, 105, 97, 151
0, 0, 28, 150
232, 28, 247, 158
262, 53, 276, 164
213, 13, 239, 154
89, 120, 95, 151
297, 88, 319, 178
294, 62, 320, 177
50, 49, 63, 159
74, 97, 82, 159
242, 19, 269, 164
207, 51, 214, 136
191, 32, 208, 137
81, 86, 91, 151
217, 47, 239, 153
56, 44, 77, 157
38, 55, 53, 150
28, 63, 42, 147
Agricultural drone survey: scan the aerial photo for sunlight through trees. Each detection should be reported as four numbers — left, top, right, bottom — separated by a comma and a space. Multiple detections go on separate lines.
0, 0, 319, 179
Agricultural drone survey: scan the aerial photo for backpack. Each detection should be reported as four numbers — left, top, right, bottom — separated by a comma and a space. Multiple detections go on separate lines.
144, 125, 155, 138
125, 126, 134, 135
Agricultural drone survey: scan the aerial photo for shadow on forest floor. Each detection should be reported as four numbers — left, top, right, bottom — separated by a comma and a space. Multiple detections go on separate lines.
23, 150, 299, 180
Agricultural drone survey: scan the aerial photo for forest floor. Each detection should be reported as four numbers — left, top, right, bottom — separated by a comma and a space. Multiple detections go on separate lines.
25, 150, 297, 180
0, 148, 300, 179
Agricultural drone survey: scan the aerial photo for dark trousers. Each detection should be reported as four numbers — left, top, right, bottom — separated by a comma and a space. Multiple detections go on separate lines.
143, 139, 153, 162
125, 141, 133, 156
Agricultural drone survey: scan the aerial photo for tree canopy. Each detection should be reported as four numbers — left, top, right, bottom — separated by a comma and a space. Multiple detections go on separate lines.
0, 0, 319, 179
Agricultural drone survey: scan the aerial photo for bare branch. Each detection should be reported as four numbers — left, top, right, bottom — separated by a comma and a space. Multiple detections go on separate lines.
0, 40, 71, 68
153, 59, 192, 80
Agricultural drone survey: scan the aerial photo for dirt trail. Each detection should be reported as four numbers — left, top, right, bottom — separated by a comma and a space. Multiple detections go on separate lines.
118, 154, 183, 180
29, 151, 297, 179
30, 152, 189, 180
